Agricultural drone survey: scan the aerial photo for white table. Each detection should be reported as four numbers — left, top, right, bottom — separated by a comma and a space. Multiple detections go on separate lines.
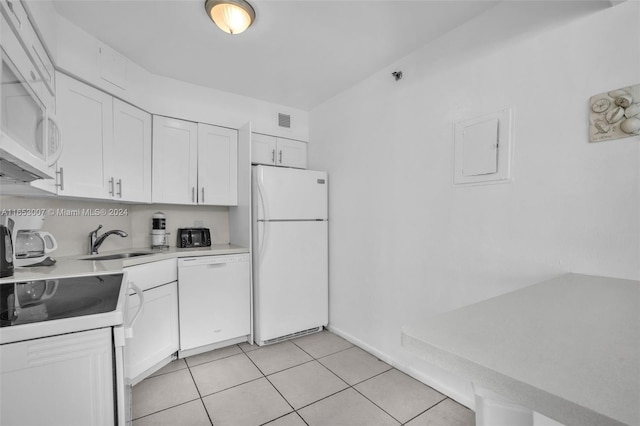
402, 273, 640, 426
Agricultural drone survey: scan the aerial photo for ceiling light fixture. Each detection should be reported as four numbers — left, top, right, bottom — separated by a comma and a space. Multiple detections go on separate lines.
205, 0, 255, 35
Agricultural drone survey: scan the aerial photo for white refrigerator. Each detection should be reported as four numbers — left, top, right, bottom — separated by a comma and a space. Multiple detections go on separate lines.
252, 165, 328, 345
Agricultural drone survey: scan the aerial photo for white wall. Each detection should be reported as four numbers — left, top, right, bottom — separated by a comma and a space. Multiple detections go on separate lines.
309, 1, 640, 408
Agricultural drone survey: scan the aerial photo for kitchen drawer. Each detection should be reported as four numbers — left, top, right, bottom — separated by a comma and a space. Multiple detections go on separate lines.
126, 258, 177, 292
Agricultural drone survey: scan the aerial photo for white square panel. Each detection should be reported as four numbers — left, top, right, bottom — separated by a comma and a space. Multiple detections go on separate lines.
454, 107, 513, 186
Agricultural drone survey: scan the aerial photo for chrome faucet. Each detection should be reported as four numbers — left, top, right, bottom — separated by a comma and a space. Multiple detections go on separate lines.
89, 224, 128, 255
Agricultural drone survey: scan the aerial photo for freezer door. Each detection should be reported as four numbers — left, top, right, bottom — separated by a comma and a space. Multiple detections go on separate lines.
253, 221, 328, 344
253, 165, 327, 220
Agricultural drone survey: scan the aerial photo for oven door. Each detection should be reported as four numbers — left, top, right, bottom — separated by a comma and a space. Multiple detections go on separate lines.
0, 14, 51, 180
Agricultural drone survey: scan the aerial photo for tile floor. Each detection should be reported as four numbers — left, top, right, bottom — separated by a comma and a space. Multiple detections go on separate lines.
132, 330, 475, 426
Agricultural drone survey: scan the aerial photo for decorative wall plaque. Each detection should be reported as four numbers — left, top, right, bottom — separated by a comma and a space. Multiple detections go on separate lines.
589, 84, 640, 142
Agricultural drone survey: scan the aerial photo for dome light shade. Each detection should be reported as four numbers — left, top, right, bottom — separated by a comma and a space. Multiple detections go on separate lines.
205, 0, 255, 35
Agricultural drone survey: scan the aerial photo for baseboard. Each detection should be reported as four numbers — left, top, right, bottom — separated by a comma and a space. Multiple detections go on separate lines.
326, 324, 475, 410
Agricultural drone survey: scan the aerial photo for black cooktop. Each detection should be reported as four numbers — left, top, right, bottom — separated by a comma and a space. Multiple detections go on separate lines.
0, 274, 124, 327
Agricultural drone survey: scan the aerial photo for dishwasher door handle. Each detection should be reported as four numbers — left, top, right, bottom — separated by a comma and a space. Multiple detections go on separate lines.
206, 263, 228, 268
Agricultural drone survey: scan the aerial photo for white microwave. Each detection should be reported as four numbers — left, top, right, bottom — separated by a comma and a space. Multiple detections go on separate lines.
0, 12, 54, 182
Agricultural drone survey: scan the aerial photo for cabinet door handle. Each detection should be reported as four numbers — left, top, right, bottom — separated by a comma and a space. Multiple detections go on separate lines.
201, 187, 205, 203
192, 187, 195, 203
117, 179, 122, 198
109, 177, 114, 196
56, 167, 64, 191
271, 149, 275, 164
279, 150, 283, 164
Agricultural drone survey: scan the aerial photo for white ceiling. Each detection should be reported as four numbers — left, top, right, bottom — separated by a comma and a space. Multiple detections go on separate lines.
51, 0, 613, 111
52, 0, 501, 110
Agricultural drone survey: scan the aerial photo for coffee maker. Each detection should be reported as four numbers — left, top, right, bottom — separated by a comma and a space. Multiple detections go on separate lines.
6, 215, 58, 267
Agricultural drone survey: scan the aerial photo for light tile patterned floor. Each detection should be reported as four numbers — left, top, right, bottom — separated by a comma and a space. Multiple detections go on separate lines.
132, 330, 475, 426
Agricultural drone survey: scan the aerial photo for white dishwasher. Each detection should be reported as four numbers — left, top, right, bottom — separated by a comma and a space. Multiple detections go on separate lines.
177, 254, 251, 358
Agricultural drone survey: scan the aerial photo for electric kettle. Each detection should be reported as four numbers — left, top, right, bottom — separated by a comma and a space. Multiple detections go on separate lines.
14, 231, 58, 267
1, 224, 14, 277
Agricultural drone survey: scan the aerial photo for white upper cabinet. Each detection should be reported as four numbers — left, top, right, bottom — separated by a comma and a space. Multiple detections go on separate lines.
109, 99, 151, 202
56, 72, 112, 199
276, 137, 307, 169
251, 133, 307, 169
197, 123, 238, 206
152, 116, 238, 206
251, 132, 277, 165
152, 116, 198, 204
56, 73, 152, 201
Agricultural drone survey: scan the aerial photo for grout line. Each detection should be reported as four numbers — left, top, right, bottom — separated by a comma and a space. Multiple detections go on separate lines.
189, 350, 265, 400
259, 410, 306, 426
197, 375, 266, 400
313, 344, 357, 360
296, 411, 311, 426
183, 344, 245, 369
350, 382, 404, 424
290, 339, 355, 361
197, 398, 215, 426
291, 387, 352, 412
184, 358, 215, 425
401, 396, 449, 425
263, 358, 317, 377
242, 348, 299, 415
130, 397, 203, 423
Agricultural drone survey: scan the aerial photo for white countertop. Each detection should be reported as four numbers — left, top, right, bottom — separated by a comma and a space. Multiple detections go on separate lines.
401, 273, 640, 426
0, 244, 249, 283
0, 244, 249, 344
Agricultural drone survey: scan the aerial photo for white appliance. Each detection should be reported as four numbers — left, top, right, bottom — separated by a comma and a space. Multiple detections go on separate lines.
177, 254, 251, 358
0, 13, 56, 182
3, 214, 58, 267
0, 273, 133, 426
252, 165, 328, 345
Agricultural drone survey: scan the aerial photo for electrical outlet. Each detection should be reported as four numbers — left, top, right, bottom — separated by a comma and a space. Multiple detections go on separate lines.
194, 220, 203, 227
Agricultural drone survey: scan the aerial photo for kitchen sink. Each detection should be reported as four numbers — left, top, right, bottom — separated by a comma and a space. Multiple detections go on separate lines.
80, 252, 154, 261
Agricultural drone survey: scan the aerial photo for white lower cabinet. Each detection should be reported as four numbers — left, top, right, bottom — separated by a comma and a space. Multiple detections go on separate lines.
125, 259, 179, 385
0, 328, 117, 426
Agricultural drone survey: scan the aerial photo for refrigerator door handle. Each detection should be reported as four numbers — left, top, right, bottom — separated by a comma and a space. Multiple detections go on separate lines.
256, 173, 270, 265
258, 220, 270, 266
256, 170, 270, 221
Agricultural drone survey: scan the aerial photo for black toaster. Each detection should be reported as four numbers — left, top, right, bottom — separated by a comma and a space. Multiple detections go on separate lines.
177, 228, 211, 248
